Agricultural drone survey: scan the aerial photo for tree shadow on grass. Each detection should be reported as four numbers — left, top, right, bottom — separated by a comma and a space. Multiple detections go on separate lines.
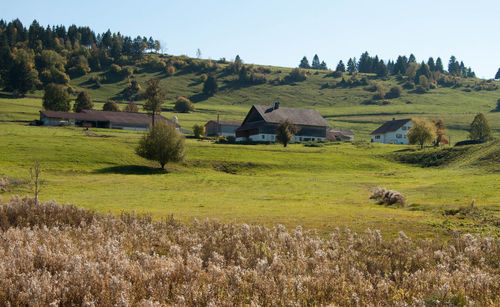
95, 165, 167, 175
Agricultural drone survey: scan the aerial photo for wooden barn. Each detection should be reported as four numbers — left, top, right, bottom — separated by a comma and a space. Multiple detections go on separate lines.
235, 101, 329, 143
204, 120, 241, 137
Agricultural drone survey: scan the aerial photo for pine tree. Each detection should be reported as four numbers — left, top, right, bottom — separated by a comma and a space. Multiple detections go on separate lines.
357, 51, 372, 73
416, 61, 431, 80
375, 60, 388, 77
435, 57, 444, 73
319, 61, 328, 70
299, 56, 310, 69
495, 68, 500, 80
347, 58, 357, 74
408, 54, 416, 63
203, 74, 218, 96
311, 54, 320, 69
336, 60, 345, 72
393, 56, 408, 75
448, 56, 459, 75
427, 57, 436, 71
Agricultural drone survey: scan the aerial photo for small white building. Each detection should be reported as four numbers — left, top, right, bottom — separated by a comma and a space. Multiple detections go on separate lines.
371, 118, 412, 144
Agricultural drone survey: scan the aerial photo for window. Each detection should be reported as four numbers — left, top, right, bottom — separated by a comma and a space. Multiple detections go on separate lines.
262, 134, 265, 139
312, 138, 315, 141
402, 126, 407, 131
396, 134, 402, 138
375, 135, 381, 139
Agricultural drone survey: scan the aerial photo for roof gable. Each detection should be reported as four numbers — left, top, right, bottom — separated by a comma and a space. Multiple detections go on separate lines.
371, 119, 411, 135
250, 105, 329, 127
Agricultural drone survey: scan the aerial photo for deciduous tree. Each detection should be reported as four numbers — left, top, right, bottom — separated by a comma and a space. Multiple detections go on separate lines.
276, 120, 299, 147
135, 121, 185, 169
202, 74, 218, 96
42, 83, 70, 111
103, 100, 120, 112
73, 91, 93, 112
143, 79, 165, 126
174, 96, 195, 113
123, 101, 138, 112
407, 118, 436, 149
433, 118, 446, 146
469, 113, 491, 141
192, 124, 205, 138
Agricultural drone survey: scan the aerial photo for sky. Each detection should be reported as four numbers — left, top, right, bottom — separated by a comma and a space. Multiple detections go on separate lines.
2, 0, 499, 78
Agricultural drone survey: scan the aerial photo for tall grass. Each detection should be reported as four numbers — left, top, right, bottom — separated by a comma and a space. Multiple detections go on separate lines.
1, 196, 499, 305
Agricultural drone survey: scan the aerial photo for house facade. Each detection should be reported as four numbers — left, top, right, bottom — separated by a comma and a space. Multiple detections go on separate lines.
235, 102, 329, 143
40, 110, 179, 131
204, 120, 241, 137
371, 118, 412, 144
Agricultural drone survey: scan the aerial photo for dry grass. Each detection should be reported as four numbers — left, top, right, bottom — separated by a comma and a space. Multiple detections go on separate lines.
1, 196, 499, 306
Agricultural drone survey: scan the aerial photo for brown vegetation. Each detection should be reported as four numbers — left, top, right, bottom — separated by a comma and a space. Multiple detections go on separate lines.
0, 197, 499, 305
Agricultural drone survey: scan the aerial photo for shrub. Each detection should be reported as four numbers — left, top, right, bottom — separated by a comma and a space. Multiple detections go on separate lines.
415, 85, 428, 94
174, 96, 195, 113
386, 86, 402, 99
0, 175, 8, 193
123, 102, 139, 113
192, 124, 205, 138
286, 68, 307, 82
102, 100, 120, 112
165, 65, 176, 76
370, 187, 406, 206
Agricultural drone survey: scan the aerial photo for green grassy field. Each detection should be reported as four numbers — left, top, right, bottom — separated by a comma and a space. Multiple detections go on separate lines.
1, 123, 498, 239
1, 57, 499, 239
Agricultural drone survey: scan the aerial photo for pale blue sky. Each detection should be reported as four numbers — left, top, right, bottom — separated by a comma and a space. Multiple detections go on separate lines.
2, 0, 499, 78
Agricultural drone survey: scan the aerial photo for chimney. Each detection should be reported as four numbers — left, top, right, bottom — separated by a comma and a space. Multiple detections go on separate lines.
274, 100, 280, 110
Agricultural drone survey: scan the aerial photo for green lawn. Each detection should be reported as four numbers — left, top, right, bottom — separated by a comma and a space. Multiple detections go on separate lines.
1, 123, 498, 239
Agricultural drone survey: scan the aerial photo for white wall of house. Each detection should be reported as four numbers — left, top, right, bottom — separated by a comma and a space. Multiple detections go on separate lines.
372, 122, 412, 144
237, 134, 326, 143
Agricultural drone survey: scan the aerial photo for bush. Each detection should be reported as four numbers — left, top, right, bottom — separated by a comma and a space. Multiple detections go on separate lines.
286, 68, 307, 82
0, 175, 8, 193
123, 102, 139, 113
165, 65, 176, 76
102, 100, 120, 112
174, 96, 195, 113
192, 124, 205, 138
370, 187, 406, 206
415, 85, 428, 94
386, 86, 402, 99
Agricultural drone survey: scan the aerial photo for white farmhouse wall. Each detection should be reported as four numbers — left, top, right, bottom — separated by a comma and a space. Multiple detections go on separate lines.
372, 122, 412, 144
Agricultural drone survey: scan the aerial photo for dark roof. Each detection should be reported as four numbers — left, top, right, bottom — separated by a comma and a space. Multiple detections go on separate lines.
252, 105, 329, 127
40, 110, 178, 127
370, 118, 411, 135
205, 120, 241, 126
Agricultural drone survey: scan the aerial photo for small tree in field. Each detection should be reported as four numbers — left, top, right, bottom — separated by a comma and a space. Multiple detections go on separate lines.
203, 74, 218, 96
275, 120, 299, 147
192, 124, 205, 138
144, 79, 166, 126
174, 96, 195, 113
103, 100, 120, 111
407, 118, 436, 149
42, 83, 70, 111
433, 118, 446, 146
136, 121, 185, 169
469, 113, 491, 141
73, 91, 93, 112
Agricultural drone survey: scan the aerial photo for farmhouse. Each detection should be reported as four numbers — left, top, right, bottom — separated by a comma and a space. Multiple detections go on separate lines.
204, 120, 241, 137
39, 110, 179, 131
327, 128, 355, 141
371, 118, 412, 144
235, 101, 329, 143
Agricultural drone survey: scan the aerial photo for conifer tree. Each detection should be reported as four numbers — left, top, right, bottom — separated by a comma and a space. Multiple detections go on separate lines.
495, 68, 500, 80
435, 57, 444, 73
336, 60, 345, 72
299, 56, 310, 69
427, 57, 436, 71
311, 54, 320, 69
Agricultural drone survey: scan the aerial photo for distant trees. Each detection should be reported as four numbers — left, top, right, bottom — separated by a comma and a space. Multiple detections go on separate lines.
407, 119, 436, 149
299, 56, 310, 69
73, 91, 93, 112
103, 100, 120, 112
6, 49, 40, 96
42, 83, 70, 111
495, 99, 500, 112
311, 54, 320, 69
202, 74, 218, 96
135, 121, 185, 169
174, 96, 195, 113
386, 86, 402, 99
123, 102, 138, 112
469, 113, 491, 141
336, 60, 345, 72
286, 68, 307, 82
495, 68, 500, 80
192, 124, 205, 138
347, 58, 356, 74
143, 79, 165, 126
275, 120, 299, 147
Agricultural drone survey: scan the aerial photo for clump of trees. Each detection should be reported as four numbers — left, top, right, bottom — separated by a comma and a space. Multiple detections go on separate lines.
73, 91, 93, 112
286, 68, 307, 82
136, 121, 185, 169
42, 83, 70, 111
276, 120, 299, 147
174, 96, 195, 113
298, 55, 327, 70
469, 113, 491, 141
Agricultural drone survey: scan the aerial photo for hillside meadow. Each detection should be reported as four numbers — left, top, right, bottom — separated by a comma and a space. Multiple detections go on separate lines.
0, 122, 499, 239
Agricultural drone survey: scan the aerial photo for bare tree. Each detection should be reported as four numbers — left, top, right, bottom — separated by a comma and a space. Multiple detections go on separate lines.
30, 161, 42, 205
